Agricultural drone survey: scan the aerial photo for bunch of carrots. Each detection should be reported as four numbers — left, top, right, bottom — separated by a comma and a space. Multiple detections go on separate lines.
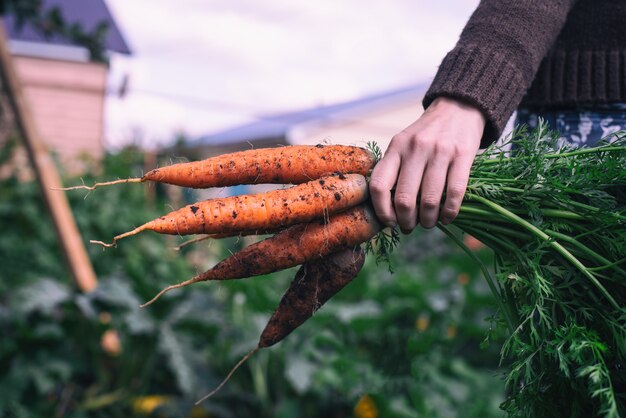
63, 144, 387, 401
63, 128, 626, 412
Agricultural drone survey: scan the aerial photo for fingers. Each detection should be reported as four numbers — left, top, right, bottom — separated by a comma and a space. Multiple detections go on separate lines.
368, 97, 484, 233
418, 151, 449, 229
440, 154, 474, 225
370, 141, 475, 232
394, 149, 426, 233
370, 137, 454, 233
369, 150, 400, 227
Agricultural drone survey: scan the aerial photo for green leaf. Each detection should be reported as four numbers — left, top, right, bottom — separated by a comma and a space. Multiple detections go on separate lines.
158, 325, 196, 396
11, 278, 71, 315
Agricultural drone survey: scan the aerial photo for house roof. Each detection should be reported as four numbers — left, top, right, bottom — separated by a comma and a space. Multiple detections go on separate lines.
4, 0, 131, 54
191, 83, 428, 147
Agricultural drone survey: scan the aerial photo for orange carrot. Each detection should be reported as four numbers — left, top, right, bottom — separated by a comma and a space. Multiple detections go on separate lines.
196, 246, 366, 403
141, 203, 381, 307
60, 145, 376, 191
93, 173, 368, 247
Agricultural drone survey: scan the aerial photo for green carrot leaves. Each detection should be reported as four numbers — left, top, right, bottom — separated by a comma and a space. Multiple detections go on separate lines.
448, 121, 626, 417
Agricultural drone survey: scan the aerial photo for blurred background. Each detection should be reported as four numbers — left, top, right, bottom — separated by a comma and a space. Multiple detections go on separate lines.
0, 1, 510, 417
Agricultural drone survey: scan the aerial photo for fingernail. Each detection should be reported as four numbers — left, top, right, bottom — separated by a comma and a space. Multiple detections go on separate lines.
441, 217, 452, 225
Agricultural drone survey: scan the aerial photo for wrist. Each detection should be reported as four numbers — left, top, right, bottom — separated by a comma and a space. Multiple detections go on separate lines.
428, 96, 486, 129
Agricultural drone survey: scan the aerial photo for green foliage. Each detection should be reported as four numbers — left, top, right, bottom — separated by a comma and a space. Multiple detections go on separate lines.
366, 141, 383, 162
453, 123, 626, 417
0, 142, 505, 417
365, 226, 401, 273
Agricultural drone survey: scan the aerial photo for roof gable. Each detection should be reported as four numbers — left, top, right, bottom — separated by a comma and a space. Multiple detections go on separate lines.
4, 0, 131, 55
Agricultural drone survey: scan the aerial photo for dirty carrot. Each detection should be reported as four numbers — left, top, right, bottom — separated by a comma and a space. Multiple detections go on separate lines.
59, 144, 376, 191
141, 203, 381, 307
195, 246, 366, 403
259, 246, 365, 347
92, 173, 368, 247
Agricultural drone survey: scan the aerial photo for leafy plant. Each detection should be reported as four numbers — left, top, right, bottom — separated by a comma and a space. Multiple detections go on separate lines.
0, 140, 505, 417
446, 123, 626, 417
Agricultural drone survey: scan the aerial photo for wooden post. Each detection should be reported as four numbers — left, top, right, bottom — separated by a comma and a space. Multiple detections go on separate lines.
0, 22, 98, 292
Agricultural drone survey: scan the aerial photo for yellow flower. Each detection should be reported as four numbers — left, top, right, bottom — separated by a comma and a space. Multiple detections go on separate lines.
415, 314, 429, 332
446, 325, 458, 339
354, 395, 378, 418
132, 395, 172, 415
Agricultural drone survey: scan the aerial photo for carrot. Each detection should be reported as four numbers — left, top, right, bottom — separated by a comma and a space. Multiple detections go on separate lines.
259, 246, 365, 347
141, 203, 381, 307
92, 173, 368, 247
60, 144, 376, 191
196, 246, 366, 403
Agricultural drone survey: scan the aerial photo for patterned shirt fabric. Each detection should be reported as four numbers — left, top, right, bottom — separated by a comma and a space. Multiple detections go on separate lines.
516, 103, 626, 148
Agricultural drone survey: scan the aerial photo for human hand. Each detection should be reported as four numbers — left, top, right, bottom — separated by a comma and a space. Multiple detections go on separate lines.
369, 96, 485, 232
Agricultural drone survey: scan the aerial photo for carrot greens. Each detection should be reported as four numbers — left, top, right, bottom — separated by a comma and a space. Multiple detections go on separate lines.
446, 122, 625, 417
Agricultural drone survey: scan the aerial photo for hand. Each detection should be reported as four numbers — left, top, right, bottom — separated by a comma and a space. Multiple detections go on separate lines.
369, 96, 485, 232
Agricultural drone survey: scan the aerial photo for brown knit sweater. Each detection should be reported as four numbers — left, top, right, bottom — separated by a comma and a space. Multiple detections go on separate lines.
423, 0, 626, 146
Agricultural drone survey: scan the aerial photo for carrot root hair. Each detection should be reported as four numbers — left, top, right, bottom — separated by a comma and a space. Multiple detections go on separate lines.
195, 347, 260, 404
174, 235, 211, 251
54, 178, 143, 191
91, 225, 148, 248
140, 275, 206, 307
89, 240, 117, 248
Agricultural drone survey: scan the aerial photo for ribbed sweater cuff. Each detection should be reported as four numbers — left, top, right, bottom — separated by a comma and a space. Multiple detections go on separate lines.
423, 46, 528, 147
523, 49, 626, 106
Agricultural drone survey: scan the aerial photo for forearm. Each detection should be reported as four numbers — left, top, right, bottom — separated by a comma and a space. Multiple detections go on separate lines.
424, 0, 579, 146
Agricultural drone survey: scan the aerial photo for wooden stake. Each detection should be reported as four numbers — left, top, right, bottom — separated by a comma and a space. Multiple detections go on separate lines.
0, 22, 98, 292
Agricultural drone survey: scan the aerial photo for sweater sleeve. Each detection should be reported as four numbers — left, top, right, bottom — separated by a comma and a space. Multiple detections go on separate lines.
423, 0, 578, 147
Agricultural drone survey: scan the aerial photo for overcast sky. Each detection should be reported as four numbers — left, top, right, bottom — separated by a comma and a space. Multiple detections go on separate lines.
104, 0, 479, 149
